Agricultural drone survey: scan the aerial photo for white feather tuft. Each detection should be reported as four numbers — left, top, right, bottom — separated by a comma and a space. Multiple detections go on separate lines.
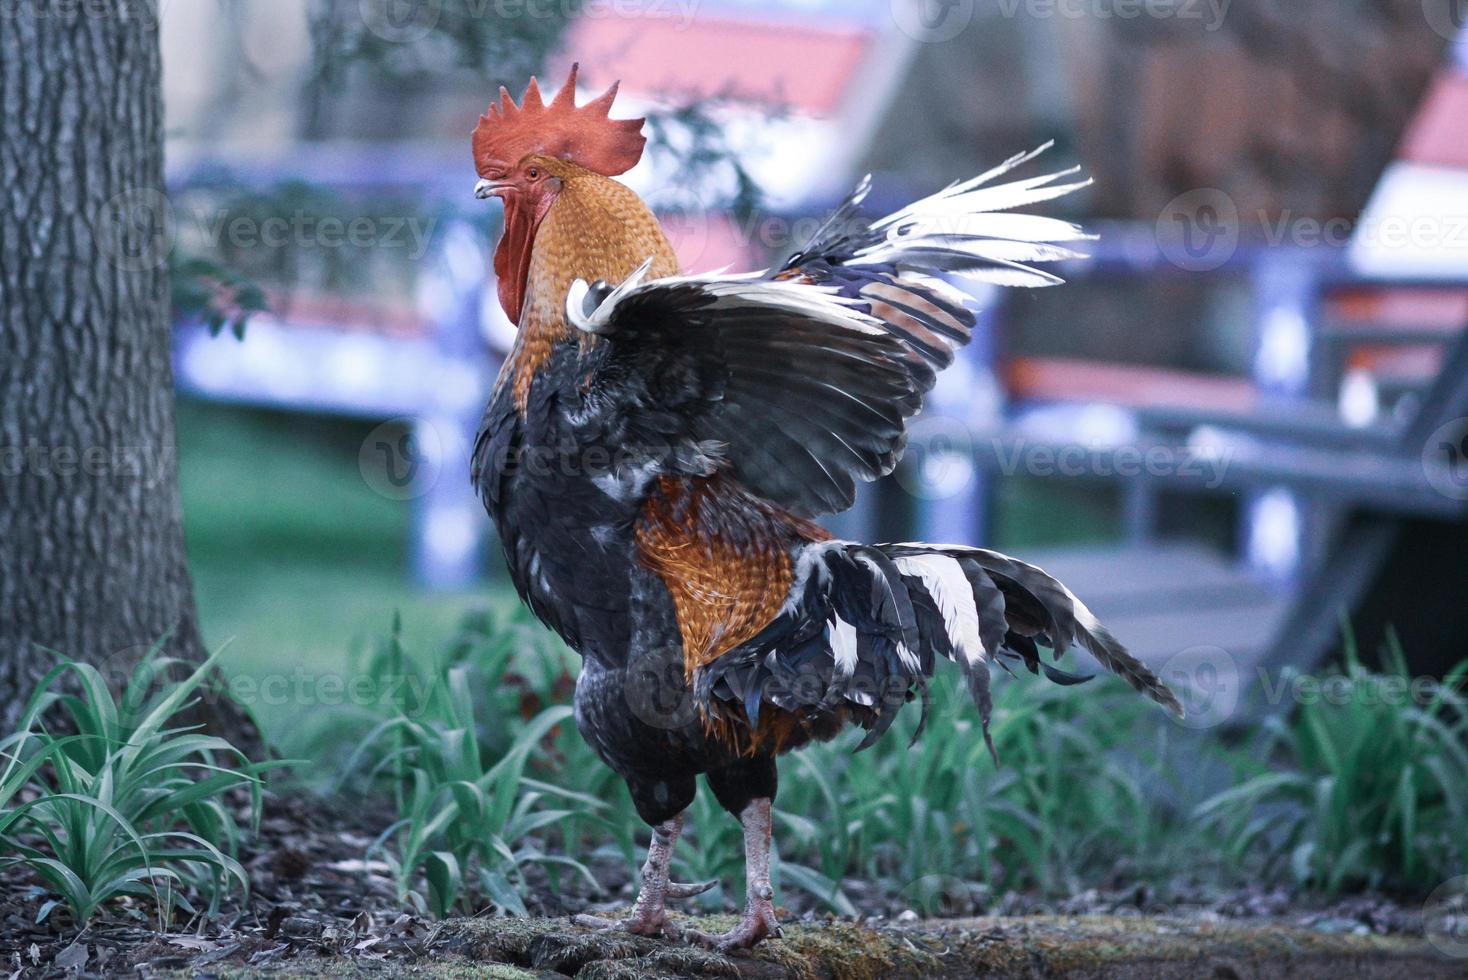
566, 256, 656, 334
894, 554, 986, 667
851, 144, 1093, 288
830, 614, 859, 676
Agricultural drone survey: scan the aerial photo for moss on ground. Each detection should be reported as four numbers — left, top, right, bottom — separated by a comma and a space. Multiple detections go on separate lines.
189, 914, 1460, 979
931, 915, 1451, 978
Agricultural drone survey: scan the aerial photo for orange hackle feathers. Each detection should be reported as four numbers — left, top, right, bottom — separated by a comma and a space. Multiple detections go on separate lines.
503, 158, 681, 411
473, 63, 647, 178
634, 474, 851, 757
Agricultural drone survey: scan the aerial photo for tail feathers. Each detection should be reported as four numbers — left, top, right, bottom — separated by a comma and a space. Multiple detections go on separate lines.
939, 546, 1184, 718
695, 539, 1183, 758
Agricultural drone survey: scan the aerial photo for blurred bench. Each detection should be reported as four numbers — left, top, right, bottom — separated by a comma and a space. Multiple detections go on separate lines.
1018, 248, 1463, 685
829, 227, 1468, 688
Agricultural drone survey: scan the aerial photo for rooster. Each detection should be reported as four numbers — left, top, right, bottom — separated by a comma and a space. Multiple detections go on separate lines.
470, 66, 1182, 950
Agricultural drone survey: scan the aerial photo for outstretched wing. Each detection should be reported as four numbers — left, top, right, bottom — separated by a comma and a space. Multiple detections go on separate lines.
567, 144, 1092, 518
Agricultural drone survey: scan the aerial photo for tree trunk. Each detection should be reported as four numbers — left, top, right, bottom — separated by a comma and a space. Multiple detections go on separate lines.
0, 3, 249, 744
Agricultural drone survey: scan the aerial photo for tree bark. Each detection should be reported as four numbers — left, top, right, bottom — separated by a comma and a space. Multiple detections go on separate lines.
0, 2, 244, 742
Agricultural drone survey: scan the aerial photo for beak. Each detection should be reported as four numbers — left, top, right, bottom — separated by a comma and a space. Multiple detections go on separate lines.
475, 178, 508, 200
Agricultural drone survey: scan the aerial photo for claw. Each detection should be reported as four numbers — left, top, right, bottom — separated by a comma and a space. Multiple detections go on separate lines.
573, 913, 615, 929
688, 899, 782, 951
574, 911, 683, 940
665, 878, 719, 899
577, 813, 692, 940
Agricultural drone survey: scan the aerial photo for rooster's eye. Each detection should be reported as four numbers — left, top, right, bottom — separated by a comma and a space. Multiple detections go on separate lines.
527, 167, 540, 180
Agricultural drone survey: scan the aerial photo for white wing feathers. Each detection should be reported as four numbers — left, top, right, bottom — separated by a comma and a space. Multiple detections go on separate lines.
567, 142, 1092, 332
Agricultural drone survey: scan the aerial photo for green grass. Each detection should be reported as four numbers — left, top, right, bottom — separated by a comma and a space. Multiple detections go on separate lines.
175, 399, 500, 750
319, 607, 1468, 919
781, 676, 1201, 898
315, 610, 607, 916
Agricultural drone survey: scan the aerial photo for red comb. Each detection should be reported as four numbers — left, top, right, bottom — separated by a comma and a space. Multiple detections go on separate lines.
473, 63, 646, 178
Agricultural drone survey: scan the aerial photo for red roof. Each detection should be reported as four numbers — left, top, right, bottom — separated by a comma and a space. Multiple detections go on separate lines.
560, 14, 873, 117
1400, 75, 1468, 169
660, 211, 760, 275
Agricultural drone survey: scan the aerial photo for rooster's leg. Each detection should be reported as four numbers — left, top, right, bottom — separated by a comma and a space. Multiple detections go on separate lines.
574, 812, 715, 937
690, 798, 782, 951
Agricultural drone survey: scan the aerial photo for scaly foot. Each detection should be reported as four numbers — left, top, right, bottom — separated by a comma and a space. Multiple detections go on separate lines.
688, 894, 782, 951
572, 877, 715, 939
575, 907, 681, 938
689, 797, 783, 951
573, 813, 714, 940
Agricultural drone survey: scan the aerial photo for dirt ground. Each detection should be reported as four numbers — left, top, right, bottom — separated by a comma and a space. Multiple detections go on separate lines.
6, 914, 1460, 979
2, 793, 1463, 978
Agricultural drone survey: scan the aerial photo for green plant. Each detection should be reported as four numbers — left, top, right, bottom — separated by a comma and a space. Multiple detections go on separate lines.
325, 609, 1468, 914
1196, 637, 1468, 893
328, 611, 1223, 914
0, 640, 281, 925
341, 616, 600, 917
779, 667, 1202, 901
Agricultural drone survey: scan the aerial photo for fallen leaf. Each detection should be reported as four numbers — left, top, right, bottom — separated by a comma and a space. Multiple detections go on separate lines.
193, 942, 242, 967
53, 942, 87, 972
167, 937, 219, 952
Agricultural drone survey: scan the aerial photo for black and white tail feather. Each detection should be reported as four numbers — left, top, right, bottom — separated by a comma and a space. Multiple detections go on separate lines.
697, 540, 1185, 759
564, 144, 1182, 746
